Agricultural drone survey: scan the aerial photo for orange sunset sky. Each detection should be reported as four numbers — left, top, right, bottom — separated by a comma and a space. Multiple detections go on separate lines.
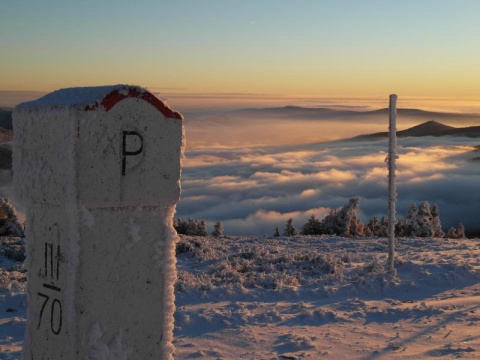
1, 1, 480, 111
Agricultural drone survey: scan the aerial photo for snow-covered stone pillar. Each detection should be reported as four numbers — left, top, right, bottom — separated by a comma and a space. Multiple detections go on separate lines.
13, 85, 184, 359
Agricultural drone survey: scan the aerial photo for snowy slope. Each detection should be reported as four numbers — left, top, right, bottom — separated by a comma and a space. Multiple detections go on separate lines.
1, 235, 480, 359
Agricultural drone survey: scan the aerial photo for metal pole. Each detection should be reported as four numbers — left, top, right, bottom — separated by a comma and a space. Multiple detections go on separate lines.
387, 94, 398, 274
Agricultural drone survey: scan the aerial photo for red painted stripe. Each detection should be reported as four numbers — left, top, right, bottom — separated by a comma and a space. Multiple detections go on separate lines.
85, 87, 183, 120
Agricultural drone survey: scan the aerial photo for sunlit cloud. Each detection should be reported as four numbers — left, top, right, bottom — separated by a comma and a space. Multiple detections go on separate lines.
222, 207, 332, 236
364, 167, 388, 181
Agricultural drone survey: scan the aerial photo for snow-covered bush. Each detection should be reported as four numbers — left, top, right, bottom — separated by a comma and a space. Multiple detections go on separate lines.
0, 263, 26, 291
175, 236, 346, 291
0, 237, 25, 261
174, 218, 207, 236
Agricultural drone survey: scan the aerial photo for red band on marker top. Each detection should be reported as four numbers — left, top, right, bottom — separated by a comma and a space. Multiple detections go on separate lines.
85, 87, 183, 120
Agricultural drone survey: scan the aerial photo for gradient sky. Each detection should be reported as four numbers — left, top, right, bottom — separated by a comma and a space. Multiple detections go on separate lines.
2, 0, 480, 100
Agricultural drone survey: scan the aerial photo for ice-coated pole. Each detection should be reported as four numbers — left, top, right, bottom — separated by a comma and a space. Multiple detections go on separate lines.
387, 94, 398, 274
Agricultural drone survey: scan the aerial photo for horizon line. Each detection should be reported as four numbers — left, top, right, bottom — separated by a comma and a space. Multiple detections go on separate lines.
1, 90, 480, 113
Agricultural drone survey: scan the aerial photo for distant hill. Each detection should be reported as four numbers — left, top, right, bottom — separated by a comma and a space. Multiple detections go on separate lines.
0, 110, 14, 169
0, 109, 13, 130
234, 106, 480, 122
355, 120, 480, 139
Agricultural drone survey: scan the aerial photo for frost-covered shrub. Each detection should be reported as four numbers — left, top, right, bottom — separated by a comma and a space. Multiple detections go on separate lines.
359, 257, 385, 275
0, 237, 25, 261
174, 236, 480, 296
174, 218, 207, 236
353, 258, 399, 290
175, 270, 212, 292
175, 236, 347, 291
176, 235, 225, 262
176, 237, 202, 255
0, 264, 26, 291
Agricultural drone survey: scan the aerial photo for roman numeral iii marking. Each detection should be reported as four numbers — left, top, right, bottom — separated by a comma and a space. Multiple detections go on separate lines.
38, 242, 62, 335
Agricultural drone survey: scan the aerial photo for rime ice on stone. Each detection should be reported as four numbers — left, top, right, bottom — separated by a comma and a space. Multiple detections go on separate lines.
14, 85, 184, 359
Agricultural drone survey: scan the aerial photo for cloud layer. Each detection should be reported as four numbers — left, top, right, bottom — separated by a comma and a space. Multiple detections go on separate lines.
176, 110, 480, 236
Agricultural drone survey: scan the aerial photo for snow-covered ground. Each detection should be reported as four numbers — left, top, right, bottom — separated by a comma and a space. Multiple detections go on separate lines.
1, 235, 480, 359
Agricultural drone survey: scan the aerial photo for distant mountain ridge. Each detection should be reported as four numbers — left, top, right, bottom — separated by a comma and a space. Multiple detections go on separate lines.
235, 105, 479, 121
357, 120, 480, 139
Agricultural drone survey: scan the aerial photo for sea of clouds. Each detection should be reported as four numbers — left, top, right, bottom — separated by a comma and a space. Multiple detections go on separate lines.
176, 107, 480, 236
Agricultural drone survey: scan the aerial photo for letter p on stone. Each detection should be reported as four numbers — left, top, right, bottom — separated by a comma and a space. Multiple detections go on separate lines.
122, 130, 144, 176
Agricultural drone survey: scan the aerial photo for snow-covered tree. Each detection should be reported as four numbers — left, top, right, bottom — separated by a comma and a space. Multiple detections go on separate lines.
377, 216, 389, 237
395, 218, 407, 237
457, 223, 466, 239
446, 227, 457, 239
414, 201, 433, 237
273, 226, 280, 237
196, 220, 207, 236
397, 202, 445, 238
337, 197, 361, 237
431, 204, 445, 238
283, 218, 297, 237
364, 226, 373, 237
300, 215, 323, 235
0, 198, 23, 237
366, 217, 379, 237
211, 221, 223, 237
321, 209, 342, 235
319, 197, 364, 237
353, 218, 365, 237
403, 204, 418, 236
